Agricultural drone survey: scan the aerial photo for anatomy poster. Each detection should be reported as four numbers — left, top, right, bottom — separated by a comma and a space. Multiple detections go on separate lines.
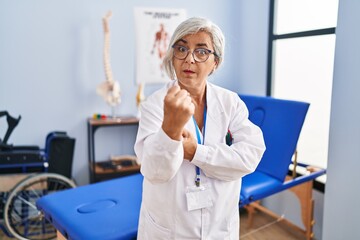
134, 7, 187, 84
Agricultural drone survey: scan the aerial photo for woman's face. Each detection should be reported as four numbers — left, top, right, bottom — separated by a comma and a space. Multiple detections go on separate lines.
172, 31, 218, 91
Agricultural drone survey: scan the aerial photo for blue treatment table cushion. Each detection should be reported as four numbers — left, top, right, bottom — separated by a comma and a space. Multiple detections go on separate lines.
239, 95, 309, 183
36, 174, 143, 240
240, 171, 282, 205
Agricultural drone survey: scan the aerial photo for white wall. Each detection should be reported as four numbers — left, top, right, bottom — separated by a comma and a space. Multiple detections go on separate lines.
322, 0, 360, 239
0, 0, 268, 185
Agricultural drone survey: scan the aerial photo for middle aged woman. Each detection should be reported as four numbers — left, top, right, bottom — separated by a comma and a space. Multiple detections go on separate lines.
134, 17, 266, 240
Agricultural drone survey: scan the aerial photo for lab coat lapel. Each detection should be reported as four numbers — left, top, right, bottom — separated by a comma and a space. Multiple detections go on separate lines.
204, 83, 225, 145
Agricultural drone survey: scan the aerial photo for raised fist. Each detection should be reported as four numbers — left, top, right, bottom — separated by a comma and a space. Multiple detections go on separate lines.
162, 85, 195, 140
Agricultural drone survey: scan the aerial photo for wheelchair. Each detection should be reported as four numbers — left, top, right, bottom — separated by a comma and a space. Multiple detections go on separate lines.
0, 111, 76, 240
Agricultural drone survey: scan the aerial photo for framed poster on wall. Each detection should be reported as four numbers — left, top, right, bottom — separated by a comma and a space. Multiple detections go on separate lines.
134, 7, 187, 84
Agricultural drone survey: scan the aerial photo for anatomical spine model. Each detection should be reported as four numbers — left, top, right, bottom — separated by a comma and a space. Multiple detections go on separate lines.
96, 11, 121, 112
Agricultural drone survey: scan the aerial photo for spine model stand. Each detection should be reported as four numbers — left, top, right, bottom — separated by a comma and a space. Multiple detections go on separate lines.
96, 11, 121, 115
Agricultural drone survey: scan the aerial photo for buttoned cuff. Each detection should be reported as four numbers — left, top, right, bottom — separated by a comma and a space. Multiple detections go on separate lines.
156, 128, 182, 152
191, 144, 209, 168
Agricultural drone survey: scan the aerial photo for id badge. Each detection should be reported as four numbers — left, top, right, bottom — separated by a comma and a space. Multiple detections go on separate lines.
185, 184, 213, 211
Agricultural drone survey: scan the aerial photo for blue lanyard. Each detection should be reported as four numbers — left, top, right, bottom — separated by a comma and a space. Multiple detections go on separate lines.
192, 106, 207, 187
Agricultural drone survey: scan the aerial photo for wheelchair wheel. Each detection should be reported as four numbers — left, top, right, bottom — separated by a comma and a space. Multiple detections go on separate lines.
3, 173, 76, 240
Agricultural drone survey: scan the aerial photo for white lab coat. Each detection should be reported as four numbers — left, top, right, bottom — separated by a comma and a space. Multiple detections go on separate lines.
134, 80, 265, 240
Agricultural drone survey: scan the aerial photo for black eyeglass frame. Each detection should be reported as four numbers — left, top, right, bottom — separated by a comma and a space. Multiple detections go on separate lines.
171, 44, 219, 63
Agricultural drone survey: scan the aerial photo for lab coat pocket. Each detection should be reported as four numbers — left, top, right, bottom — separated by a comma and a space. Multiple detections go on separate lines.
143, 209, 171, 240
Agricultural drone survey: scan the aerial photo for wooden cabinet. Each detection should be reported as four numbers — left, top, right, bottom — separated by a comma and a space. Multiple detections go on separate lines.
87, 117, 140, 183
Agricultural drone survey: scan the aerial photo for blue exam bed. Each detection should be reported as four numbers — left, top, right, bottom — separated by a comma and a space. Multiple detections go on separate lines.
36, 174, 143, 240
36, 94, 326, 240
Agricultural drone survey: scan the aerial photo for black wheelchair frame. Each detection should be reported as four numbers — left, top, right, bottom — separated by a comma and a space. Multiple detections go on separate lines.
0, 111, 76, 240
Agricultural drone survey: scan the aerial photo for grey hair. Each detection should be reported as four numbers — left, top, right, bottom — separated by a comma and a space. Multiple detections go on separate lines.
163, 17, 225, 80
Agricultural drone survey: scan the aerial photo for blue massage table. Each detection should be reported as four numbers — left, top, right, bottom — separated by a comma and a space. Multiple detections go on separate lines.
36, 95, 326, 240
36, 174, 143, 240
238, 95, 326, 240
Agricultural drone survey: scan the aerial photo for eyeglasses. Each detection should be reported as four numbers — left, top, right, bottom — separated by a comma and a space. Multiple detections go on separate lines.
172, 44, 218, 63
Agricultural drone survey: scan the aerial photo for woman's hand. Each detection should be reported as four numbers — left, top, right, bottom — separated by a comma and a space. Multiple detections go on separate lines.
162, 85, 195, 140
182, 129, 197, 161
